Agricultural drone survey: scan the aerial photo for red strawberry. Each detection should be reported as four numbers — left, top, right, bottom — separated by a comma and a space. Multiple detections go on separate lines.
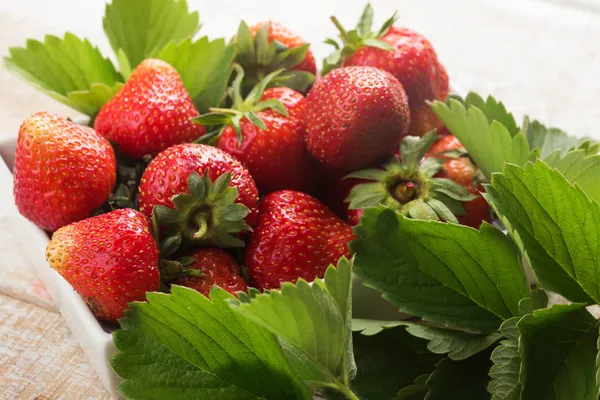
428, 134, 464, 157
305, 66, 410, 172
234, 21, 316, 95
408, 104, 445, 137
45, 209, 160, 322
138, 143, 259, 248
197, 67, 318, 193
249, 21, 317, 75
428, 135, 490, 228
94, 59, 205, 158
245, 190, 355, 290
170, 248, 248, 297
13, 112, 116, 232
458, 185, 490, 228
325, 5, 449, 136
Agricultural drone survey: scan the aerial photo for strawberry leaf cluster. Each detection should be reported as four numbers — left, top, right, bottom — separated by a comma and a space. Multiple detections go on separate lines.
4, 0, 235, 118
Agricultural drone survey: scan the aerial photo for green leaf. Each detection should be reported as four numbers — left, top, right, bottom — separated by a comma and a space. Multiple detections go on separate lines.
524, 116, 598, 158
460, 93, 520, 137
486, 160, 600, 304
270, 70, 316, 94
192, 112, 233, 126
4, 33, 122, 116
488, 317, 521, 400
116, 48, 132, 79
430, 98, 536, 179
400, 132, 438, 171
543, 149, 600, 203
230, 259, 358, 398
111, 286, 311, 399
363, 38, 394, 51
255, 98, 289, 117
103, 0, 201, 69
351, 207, 530, 332
349, 323, 441, 400
344, 168, 389, 181
517, 303, 599, 400
353, 319, 501, 361
245, 111, 266, 130
425, 350, 493, 400
407, 200, 438, 220
155, 37, 236, 111
425, 198, 458, 223
356, 3, 374, 38
430, 178, 478, 201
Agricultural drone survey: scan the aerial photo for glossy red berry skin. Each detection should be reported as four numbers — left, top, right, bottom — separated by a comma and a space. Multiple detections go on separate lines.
245, 190, 355, 290
217, 87, 318, 193
343, 26, 449, 105
138, 143, 259, 226
305, 66, 410, 172
13, 112, 116, 232
428, 135, 490, 228
249, 21, 317, 75
46, 209, 160, 322
94, 59, 205, 158
458, 185, 491, 228
171, 248, 248, 297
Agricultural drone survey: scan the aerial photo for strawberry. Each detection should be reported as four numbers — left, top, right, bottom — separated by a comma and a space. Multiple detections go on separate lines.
196, 67, 318, 193
305, 66, 410, 172
94, 59, 205, 158
325, 4, 449, 136
428, 134, 490, 228
234, 21, 316, 95
45, 208, 160, 322
13, 112, 116, 232
249, 21, 317, 75
343, 132, 476, 224
245, 190, 355, 290
170, 248, 248, 297
138, 143, 259, 249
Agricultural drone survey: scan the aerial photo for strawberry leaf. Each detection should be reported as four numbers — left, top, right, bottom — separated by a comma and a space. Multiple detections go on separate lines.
543, 149, 600, 203
103, 0, 201, 70
110, 286, 312, 399
353, 319, 502, 361
230, 258, 359, 399
450, 93, 520, 137
351, 207, 531, 333
425, 350, 494, 400
347, 323, 441, 400
517, 304, 599, 399
488, 317, 522, 400
485, 160, 600, 304
4, 33, 123, 117
154, 37, 236, 111
523, 116, 599, 158
430, 96, 538, 179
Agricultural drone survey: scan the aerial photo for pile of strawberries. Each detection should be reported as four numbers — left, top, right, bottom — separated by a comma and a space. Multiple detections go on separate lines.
13, 6, 490, 323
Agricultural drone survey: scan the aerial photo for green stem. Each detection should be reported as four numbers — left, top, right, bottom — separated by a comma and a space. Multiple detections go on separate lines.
320, 369, 360, 400
193, 215, 208, 240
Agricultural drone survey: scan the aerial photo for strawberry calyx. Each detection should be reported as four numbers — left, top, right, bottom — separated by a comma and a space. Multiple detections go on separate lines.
193, 64, 289, 145
323, 3, 398, 74
151, 171, 252, 252
159, 256, 203, 281
344, 131, 477, 223
234, 21, 315, 95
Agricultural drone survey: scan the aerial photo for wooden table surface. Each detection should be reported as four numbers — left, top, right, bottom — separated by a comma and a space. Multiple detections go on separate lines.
1, 0, 599, 398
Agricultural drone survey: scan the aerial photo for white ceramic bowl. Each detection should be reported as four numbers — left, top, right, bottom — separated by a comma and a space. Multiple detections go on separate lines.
0, 134, 405, 397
